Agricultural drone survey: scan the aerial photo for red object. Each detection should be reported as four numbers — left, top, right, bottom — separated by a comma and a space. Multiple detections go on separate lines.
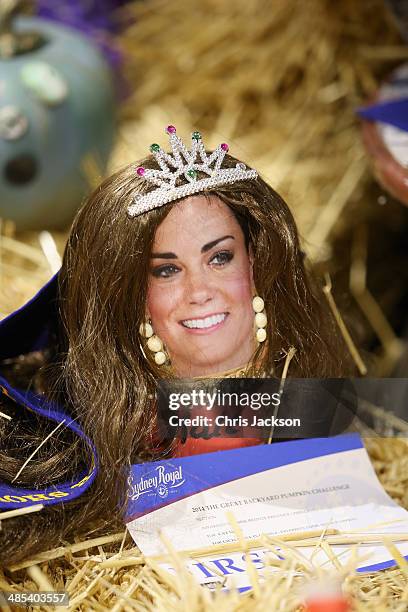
361, 119, 408, 205
166, 125, 177, 134
305, 596, 350, 612
174, 436, 262, 457
359, 64, 408, 207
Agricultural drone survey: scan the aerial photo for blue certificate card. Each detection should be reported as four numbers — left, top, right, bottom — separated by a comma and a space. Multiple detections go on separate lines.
126, 434, 408, 591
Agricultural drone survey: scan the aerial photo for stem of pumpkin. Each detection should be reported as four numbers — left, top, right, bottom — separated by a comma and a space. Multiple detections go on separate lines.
0, 0, 43, 59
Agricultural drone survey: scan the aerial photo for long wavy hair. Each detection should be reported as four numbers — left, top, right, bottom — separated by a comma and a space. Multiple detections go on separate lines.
0, 154, 353, 565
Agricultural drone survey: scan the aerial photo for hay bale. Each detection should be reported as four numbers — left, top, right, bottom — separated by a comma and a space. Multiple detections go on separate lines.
0, 437, 407, 610
1, 1, 408, 608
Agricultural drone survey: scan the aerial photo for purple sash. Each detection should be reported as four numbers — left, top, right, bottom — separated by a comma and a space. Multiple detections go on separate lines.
0, 274, 98, 509
0, 376, 98, 509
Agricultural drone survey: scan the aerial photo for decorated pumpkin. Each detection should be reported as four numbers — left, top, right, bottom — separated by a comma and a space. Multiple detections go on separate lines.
0, 2, 115, 230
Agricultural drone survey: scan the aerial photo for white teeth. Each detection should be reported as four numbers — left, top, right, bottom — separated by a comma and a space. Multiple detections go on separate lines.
182, 313, 226, 329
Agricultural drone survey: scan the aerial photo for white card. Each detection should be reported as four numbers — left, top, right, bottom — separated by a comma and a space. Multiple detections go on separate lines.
126, 434, 408, 591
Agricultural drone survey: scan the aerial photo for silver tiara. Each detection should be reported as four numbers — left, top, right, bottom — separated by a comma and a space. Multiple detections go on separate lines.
127, 125, 258, 217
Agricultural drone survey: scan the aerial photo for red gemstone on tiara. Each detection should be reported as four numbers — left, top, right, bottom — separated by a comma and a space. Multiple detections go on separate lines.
166, 125, 176, 134
221, 143, 229, 151
136, 166, 145, 176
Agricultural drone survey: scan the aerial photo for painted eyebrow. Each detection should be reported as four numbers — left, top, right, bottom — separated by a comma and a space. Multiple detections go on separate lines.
201, 235, 235, 253
151, 235, 235, 259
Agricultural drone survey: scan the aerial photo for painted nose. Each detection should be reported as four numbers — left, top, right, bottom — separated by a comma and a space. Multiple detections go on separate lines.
187, 272, 213, 305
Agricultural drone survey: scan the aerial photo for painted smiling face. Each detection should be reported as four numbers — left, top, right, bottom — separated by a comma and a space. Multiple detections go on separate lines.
146, 195, 256, 377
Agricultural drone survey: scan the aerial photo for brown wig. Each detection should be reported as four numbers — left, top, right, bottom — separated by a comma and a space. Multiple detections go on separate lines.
0, 153, 353, 565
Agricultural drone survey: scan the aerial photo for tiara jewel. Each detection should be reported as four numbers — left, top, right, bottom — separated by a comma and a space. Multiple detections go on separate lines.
127, 125, 258, 217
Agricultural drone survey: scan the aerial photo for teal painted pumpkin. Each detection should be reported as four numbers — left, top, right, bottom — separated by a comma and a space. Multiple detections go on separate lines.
0, 15, 115, 230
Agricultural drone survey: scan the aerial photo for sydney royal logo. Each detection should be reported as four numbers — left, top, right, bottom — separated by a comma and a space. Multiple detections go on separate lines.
128, 464, 185, 501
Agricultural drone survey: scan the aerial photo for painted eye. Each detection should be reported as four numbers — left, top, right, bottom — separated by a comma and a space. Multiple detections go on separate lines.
4, 154, 38, 185
0, 106, 29, 141
21, 62, 69, 106
210, 250, 233, 266
151, 264, 181, 278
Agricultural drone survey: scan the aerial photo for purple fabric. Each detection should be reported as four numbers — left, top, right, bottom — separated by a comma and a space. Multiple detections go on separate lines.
36, 0, 131, 80
0, 377, 98, 509
37, 0, 129, 34
0, 274, 98, 509
357, 98, 408, 132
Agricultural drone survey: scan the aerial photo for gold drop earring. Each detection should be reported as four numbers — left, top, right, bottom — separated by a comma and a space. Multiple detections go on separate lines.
139, 320, 168, 365
252, 296, 267, 343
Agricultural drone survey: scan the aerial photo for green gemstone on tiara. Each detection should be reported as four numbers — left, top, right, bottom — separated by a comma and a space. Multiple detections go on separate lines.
192, 131, 201, 141
187, 169, 197, 179
150, 143, 160, 152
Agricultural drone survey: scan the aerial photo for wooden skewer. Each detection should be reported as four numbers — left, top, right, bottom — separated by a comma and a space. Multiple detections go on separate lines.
268, 534, 408, 547
145, 529, 408, 562
267, 346, 296, 444
27, 565, 54, 592
383, 538, 408, 578
0, 504, 44, 521
323, 273, 368, 375
98, 529, 338, 568
147, 528, 340, 562
12, 419, 66, 483
97, 558, 144, 570
8, 532, 126, 572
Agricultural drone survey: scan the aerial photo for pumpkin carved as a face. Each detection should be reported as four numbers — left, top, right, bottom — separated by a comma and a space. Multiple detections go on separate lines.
0, 15, 115, 230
